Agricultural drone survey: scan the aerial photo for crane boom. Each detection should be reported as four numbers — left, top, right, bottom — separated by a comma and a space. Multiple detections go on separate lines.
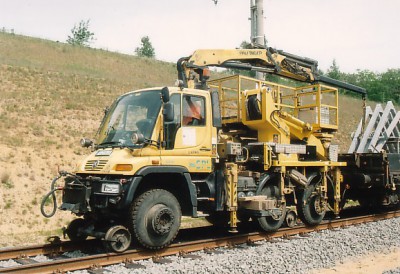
177, 48, 366, 95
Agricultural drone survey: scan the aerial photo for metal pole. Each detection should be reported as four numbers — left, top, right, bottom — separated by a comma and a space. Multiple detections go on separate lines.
250, 0, 265, 80
250, 0, 265, 47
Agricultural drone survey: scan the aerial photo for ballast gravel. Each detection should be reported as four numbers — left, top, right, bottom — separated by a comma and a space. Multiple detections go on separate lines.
70, 217, 400, 273
384, 267, 400, 274
93, 217, 400, 274
2, 218, 398, 273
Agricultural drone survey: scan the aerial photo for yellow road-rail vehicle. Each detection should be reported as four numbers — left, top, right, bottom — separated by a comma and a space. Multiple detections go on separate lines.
42, 48, 400, 252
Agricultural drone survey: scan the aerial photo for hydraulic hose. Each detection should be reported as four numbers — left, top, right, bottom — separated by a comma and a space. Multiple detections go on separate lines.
41, 171, 85, 218
40, 174, 63, 218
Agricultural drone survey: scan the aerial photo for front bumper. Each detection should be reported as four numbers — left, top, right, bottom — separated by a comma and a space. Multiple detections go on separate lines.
60, 174, 134, 215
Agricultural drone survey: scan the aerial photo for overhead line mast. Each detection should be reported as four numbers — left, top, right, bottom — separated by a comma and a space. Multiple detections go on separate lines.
214, 0, 266, 80
250, 0, 266, 80
250, 0, 265, 48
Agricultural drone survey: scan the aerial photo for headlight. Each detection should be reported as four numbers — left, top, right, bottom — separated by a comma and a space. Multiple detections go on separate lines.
80, 138, 93, 148
131, 133, 145, 144
101, 183, 120, 194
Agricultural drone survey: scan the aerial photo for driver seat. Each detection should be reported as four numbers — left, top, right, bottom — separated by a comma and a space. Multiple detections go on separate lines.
136, 119, 152, 138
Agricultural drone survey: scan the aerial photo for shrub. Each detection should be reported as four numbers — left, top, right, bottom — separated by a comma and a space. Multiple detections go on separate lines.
1, 173, 14, 189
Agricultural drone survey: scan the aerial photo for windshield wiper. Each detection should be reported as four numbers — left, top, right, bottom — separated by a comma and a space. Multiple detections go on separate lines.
144, 138, 160, 148
99, 141, 121, 146
97, 141, 142, 149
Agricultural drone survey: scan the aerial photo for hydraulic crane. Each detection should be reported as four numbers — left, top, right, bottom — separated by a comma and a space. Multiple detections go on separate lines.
178, 48, 366, 95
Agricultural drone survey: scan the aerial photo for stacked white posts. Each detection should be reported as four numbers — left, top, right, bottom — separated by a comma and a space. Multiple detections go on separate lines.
348, 101, 400, 153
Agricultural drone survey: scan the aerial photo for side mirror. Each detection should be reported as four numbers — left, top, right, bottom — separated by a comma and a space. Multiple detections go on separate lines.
163, 102, 174, 122
161, 87, 170, 103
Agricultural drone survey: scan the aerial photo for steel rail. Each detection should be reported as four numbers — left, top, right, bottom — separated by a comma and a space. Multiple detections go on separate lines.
1, 210, 399, 273
0, 239, 99, 261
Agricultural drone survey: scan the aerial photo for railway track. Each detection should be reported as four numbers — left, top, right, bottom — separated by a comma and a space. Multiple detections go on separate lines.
0, 210, 399, 273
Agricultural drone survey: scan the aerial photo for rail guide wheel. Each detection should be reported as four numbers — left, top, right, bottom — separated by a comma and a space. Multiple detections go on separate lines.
104, 225, 132, 253
285, 210, 297, 228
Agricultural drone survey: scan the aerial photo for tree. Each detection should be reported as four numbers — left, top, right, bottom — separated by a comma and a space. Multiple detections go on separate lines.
67, 20, 95, 47
327, 59, 342, 80
239, 40, 252, 49
135, 36, 155, 58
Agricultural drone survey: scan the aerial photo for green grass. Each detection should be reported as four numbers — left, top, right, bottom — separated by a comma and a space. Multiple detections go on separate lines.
1, 173, 14, 189
0, 32, 176, 87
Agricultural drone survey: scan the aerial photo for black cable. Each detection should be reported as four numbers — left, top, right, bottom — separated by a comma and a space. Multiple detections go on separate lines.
40, 175, 62, 218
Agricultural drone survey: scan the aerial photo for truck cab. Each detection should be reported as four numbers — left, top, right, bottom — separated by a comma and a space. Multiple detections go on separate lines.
59, 86, 222, 251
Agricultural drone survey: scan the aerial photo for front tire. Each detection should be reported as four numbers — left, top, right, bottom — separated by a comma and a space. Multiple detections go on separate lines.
130, 189, 181, 249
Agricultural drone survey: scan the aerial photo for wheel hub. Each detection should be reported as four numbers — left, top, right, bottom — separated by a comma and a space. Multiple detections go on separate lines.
115, 234, 127, 245
285, 211, 297, 227
151, 207, 174, 235
313, 195, 326, 214
104, 225, 131, 253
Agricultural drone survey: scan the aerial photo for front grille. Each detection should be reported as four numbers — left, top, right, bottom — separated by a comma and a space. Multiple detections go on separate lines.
85, 160, 108, 171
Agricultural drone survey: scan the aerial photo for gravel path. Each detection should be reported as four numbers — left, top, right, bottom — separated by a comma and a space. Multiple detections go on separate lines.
71, 217, 400, 273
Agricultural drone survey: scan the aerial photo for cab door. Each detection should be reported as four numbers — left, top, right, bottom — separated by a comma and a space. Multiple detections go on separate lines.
161, 92, 213, 173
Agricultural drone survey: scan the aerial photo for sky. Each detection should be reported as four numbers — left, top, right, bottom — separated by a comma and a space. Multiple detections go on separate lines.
1, 0, 399, 73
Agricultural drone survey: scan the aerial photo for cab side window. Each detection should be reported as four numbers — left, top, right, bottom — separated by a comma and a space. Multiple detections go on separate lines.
182, 95, 205, 126
165, 94, 181, 149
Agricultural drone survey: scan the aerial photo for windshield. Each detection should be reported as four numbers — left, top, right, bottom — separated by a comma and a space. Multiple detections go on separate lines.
96, 90, 162, 147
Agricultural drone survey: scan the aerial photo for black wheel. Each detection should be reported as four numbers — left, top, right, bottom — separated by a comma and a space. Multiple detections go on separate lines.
285, 210, 297, 228
297, 179, 326, 226
257, 185, 286, 232
66, 218, 88, 242
104, 225, 131, 253
130, 189, 181, 249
